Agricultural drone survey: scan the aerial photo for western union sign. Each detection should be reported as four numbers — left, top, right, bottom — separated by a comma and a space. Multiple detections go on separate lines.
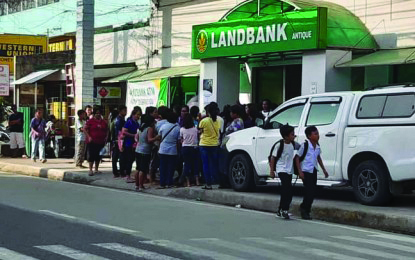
0, 34, 48, 74
192, 8, 327, 59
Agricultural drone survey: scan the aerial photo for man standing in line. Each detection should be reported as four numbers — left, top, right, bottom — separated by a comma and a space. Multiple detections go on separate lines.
30, 108, 47, 163
112, 105, 127, 178
8, 105, 27, 158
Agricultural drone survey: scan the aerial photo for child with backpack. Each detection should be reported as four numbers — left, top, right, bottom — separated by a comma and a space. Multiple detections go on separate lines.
295, 126, 329, 220
269, 124, 297, 219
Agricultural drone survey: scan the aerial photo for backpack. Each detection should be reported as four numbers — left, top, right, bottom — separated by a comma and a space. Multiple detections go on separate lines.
268, 139, 308, 175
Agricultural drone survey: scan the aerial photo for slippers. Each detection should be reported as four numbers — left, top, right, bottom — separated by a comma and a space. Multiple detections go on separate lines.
88, 171, 94, 176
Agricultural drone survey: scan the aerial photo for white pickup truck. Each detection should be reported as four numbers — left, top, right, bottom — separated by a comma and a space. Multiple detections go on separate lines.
224, 86, 415, 205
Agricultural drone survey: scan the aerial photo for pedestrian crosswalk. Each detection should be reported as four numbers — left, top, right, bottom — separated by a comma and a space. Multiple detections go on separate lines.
1, 233, 415, 260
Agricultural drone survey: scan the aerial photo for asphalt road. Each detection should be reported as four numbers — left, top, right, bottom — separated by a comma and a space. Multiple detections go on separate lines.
1, 172, 415, 260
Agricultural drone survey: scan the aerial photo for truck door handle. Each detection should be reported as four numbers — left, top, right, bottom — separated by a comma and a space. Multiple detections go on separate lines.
325, 132, 336, 137
258, 137, 266, 139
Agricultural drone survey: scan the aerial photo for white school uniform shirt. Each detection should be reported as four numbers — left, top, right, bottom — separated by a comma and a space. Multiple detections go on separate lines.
297, 139, 321, 173
272, 142, 295, 174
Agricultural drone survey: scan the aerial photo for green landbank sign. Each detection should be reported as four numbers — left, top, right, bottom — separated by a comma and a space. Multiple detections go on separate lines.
192, 8, 327, 59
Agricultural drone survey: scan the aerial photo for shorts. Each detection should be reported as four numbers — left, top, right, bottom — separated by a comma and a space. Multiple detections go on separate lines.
87, 143, 105, 162
10, 132, 25, 149
136, 153, 151, 173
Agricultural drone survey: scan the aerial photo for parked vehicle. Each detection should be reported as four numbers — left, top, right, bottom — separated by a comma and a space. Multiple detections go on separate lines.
0, 124, 10, 143
224, 85, 415, 206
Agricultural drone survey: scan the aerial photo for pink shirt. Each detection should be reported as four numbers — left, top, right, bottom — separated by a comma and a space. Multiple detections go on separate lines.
180, 127, 198, 147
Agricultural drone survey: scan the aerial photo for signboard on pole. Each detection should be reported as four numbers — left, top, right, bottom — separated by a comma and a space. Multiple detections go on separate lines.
0, 65, 10, 96
126, 80, 165, 115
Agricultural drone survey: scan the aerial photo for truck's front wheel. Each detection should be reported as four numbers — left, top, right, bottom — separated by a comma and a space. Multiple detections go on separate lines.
352, 160, 391, 206
228, 154, 254, 191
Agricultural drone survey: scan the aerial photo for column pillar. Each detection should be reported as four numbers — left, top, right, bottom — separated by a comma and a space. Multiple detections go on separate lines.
161, 7, 172, 68
75, 0, 95, 112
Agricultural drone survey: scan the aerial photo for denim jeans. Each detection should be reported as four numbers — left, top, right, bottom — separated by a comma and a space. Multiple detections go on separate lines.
31, 138, 45, 160
159, 154, 177, 187
199, 146, 219, 186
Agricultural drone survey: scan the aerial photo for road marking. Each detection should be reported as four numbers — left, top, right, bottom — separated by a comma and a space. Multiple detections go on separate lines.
333, 236, 415, 253
190, 238, 298, 260
35, 245, 110, 260
38, 210, 77, 219
368, 234, 415, 244
242, 237, 367, 260
38, 210, 140, 235
94, 243, 181, 260
141, 240, 245, 260
287, 236, 413, 260
0, 247, 39, 260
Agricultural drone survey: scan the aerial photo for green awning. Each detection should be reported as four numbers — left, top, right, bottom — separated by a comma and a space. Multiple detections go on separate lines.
336, 48, 415, 68
104, 65, 200, 83
220, 0, 378, 50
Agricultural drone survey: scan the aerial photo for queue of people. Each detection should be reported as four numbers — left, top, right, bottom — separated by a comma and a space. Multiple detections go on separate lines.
25, 98, 276, 190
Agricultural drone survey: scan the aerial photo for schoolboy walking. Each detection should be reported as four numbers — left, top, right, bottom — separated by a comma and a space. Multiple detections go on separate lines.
269, 124, 296, 219
295, 126, 329, 220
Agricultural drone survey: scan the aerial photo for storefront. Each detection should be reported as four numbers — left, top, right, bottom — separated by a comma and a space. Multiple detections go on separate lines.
191, 0, 379, 109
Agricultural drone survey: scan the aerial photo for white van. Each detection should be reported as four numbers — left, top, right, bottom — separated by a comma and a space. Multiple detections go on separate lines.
225, 86, 415, 205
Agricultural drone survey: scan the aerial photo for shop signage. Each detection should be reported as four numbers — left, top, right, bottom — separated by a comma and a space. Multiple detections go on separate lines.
0, 35, 47, 74
127, 81, 162, 115
0, 65, 10, 96
192, 8, 327, 59
97, 86, 121, 99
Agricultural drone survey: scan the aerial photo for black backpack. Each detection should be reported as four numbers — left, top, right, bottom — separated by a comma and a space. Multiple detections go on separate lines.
268, 139, 308, 175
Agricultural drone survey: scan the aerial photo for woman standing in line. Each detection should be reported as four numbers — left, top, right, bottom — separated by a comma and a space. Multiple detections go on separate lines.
198, 104, 221, 190
180, 113, 200, 187
135, 115, 159, 191
85, 107, 108, 176
121, 108, 141, 183
158, 111, 180, 189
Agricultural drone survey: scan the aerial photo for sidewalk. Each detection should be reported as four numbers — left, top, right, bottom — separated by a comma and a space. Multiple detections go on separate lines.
1, 158, 414, 235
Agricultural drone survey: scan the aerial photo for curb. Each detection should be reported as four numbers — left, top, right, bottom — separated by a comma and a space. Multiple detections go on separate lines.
0, 162, 92, 184
1, 161, 414, 236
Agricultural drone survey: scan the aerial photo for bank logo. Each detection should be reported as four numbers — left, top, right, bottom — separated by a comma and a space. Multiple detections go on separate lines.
196, 30, 208, 53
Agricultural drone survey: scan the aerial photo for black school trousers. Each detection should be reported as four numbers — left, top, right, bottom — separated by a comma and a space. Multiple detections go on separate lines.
278, 172, 293, 211
300, 169, 318, 213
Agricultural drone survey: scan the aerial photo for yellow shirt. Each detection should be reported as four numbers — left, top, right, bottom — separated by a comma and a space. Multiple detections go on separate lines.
199, 117, 220, 146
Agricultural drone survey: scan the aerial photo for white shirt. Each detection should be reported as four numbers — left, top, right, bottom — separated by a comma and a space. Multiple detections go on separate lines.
217, 116, 224, 134
180, 127, 198, 147
297, 140, 321, 173
272, 142, 295, 174
262, 110, 270, 118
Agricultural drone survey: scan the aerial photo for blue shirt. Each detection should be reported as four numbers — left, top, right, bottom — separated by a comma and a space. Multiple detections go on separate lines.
123, 118, 139, 147
156, 119, 168, 133
159, 123, 180, 155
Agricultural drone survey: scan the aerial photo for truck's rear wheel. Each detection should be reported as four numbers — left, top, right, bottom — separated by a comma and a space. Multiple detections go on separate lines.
229, 154, 254, 191
352, 160, 391, 206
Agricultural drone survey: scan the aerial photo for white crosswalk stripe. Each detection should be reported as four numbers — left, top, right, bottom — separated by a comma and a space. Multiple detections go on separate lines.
94, 243, 182, 260
287, 236, 413, 260
0, 247, 39, 260
190, 238, 298, 260
141, 240, 246, 260
35, 245, 111, 260
333, 236, 415, 254
243, 237, 368, 260
368, 234, 415, 244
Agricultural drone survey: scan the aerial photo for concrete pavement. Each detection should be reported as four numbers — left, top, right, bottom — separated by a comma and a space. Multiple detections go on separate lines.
0, 158, 414, 236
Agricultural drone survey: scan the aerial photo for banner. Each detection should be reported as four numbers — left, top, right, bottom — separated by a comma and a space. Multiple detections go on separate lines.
127, 80, 163, 115
192, 7, 327, 59
0, 65, 10, 96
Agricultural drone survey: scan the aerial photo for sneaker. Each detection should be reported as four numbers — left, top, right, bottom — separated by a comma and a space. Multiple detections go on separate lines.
40, 159, 47, 164
276, 209, 282, 218
282, 210, 290, 220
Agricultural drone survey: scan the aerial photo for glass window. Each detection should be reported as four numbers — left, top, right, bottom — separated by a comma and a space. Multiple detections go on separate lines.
382, 94, 415, 117
307, 103, 340, 126
269, 105, 305, 128
357, 95, 387, 118
8, 2, 21, 14
38, 0, 58, 7
0, 3, 6, 16
22, 0, 36, 10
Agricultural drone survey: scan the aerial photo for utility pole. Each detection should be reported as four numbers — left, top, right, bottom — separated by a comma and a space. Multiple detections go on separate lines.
75, 0, 94, 112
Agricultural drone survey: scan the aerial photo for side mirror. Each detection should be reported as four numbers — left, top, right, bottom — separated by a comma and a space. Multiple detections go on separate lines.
256, 118, 264, 128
